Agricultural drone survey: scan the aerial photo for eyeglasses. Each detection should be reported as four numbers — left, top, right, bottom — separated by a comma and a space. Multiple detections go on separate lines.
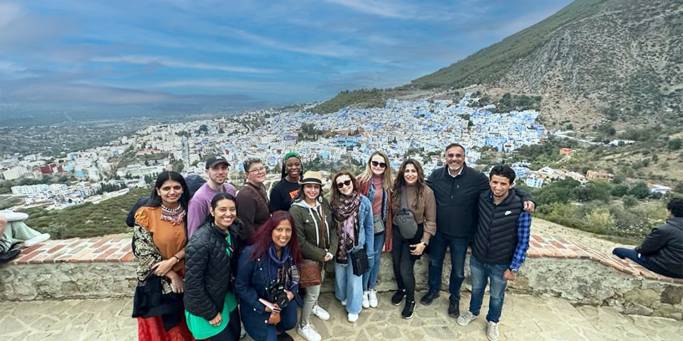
336, 180, 352, 189
371, 161, 387, 168
447, 153, 464, 158
248, 166, 267, 173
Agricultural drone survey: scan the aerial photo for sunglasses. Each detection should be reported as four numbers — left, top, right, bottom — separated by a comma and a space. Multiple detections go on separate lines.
371, 161, 387, 168
336, 179, 352, 189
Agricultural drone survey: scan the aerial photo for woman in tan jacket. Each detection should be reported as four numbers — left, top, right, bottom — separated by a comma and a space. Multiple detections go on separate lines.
390, 159, 436, 320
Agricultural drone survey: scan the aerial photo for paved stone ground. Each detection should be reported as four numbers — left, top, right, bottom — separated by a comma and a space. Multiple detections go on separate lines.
1, 292, 679, 341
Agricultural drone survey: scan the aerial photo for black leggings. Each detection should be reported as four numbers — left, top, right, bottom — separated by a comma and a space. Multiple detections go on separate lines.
391, 224, 424, 301
204, 308, 241, 341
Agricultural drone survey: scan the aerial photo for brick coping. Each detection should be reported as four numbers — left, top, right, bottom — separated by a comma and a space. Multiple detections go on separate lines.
4, 233, 683, 284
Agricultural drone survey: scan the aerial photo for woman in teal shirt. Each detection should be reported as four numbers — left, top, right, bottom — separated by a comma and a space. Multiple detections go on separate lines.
184, 193, 242, 340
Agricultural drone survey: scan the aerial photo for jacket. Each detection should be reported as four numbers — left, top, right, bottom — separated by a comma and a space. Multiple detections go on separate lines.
184, 221, 240, 321
472, 191, 524, 265
636, 216, 683, 277
358, 179, 393, 251
236, 182, 271, 241
290, 198, 338, 272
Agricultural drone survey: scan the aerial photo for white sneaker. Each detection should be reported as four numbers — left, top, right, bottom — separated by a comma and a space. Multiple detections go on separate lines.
347, 313, 359, 323
23, 233, 50, 247
362, 291, 370, 309
486, 321, 500, 341
368, 289, 378, 308
341, 299, 347, 306
456, 311, 478, 326
312, 304, 330, 321
297, 323, 322, 341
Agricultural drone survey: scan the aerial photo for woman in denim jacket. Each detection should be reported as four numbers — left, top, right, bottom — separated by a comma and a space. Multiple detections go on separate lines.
329, 171, 374, 323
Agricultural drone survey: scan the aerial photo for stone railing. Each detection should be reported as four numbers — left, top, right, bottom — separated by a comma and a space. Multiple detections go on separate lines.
1, 232, 681, 320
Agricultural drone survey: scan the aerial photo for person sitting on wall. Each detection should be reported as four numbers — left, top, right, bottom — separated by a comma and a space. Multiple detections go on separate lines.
613, 197, 683, 279
0, 210, 51, 262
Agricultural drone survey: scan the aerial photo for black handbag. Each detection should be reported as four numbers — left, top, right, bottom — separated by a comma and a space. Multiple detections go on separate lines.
350, 247, 369, 276
393, 189, 418, 240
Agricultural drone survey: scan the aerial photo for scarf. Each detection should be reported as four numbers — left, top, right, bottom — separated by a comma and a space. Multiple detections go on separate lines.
333, 192, 361, 261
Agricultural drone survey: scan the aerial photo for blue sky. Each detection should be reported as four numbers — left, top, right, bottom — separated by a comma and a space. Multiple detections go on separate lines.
0, 0, 572, 119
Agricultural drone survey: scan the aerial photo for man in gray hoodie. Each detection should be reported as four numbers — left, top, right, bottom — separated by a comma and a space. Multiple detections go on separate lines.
613, 197, 683, 278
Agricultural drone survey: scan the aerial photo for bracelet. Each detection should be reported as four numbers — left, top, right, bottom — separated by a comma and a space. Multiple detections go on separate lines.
172, 255, 180, 262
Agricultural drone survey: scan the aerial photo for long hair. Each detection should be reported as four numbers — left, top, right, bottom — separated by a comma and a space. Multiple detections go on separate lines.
330, 171, 359, 207
146, 171, 190, 211
356, 151, 392, 191
206, 192, 237, 227
280, 153, 303, 180
392, 159, 425, 209
249, 210, 302, 263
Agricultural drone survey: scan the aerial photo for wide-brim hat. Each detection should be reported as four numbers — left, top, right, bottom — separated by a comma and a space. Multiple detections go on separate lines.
300, 171, 323, 186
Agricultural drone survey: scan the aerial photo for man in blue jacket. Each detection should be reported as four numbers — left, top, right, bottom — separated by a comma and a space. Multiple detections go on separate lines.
613, 197, 683, 278
421, 143, 534, 318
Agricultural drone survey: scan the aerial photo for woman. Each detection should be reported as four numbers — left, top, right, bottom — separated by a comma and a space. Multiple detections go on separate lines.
132, 171, 193, 340
390, 159, 436, 319
356, 151, 393, 308
184, 193, 243, 340
236, 158, 270, 244
330, 171, 374, 323
235, 211, 302, 341
269, 152, 303, 212
289, 171, 337, 341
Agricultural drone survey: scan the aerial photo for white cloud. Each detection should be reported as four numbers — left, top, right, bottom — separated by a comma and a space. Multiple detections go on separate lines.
227, 28, 359, 58
322, 0, 414, 19
91, 55, 275, 74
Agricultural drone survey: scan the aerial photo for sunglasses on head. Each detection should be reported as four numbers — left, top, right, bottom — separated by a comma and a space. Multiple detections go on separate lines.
371, 161, 387, 168
336, 179, 352, 189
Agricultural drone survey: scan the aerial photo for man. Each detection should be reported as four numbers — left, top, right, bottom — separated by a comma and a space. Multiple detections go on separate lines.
456, 165, 531, 341
613, 197, 683, 278
422, 143, 533, 318
186, 156, 237, 237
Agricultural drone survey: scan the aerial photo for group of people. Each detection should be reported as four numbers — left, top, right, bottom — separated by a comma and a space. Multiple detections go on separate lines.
129, 143, 539, 341
129, 142, 683, 341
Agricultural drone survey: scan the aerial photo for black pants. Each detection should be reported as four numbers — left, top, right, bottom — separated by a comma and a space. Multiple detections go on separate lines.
204, 308, 241, 341
391, 224, 424, 301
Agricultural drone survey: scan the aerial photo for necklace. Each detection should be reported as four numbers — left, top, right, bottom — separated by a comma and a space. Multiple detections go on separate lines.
160, 204, 186, 226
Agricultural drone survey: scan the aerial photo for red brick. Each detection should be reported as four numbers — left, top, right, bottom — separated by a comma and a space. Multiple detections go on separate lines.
550, 241, 566, 249
47, 244, 66, 254
95, 249, 116, 261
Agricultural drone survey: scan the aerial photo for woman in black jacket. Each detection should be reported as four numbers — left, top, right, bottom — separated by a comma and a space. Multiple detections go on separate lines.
184, 193, 242, 340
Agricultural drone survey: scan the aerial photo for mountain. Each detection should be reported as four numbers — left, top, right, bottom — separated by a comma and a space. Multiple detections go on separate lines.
315, 0, 681, 130
410, 0, 681, 129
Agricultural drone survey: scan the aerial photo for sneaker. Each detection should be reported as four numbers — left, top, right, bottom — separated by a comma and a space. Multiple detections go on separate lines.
362, 291, 370, 309
297, 324, 321, 341
369, 289, 378, 308
341, 299, 347, 306
311, 304, 330, 321
486, 321, 500, 341
23, 233, 50, 247
456, 311, 478, 326
391, 289, 406, 305
0, 248, 21, 264
401, 300, 415, 320
420, 291, 438, 305
347, 313, 359, 323
448, 298, 460, 317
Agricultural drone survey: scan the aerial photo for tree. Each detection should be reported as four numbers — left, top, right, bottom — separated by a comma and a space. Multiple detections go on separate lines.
629, 181, 650, 199
668, 138, 682, 150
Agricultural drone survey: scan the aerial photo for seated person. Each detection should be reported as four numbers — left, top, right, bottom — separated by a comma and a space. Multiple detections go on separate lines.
613, 197, 683, 278
0, 211, 51, 262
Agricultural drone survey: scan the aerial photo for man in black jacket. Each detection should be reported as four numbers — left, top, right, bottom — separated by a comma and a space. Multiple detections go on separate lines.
613, 197, 683, 278
421, 143, 534, 318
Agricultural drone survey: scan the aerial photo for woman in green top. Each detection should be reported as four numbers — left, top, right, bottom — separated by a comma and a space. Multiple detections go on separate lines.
184, 193, 243, 340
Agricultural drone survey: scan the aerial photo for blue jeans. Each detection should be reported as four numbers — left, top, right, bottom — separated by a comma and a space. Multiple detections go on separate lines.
612, 247, 681, 278
241, 298, 297, 341
335, 262, 364, 314
468, 256, 508, 323
427, 232, 468, 301
363, 232, 385, 291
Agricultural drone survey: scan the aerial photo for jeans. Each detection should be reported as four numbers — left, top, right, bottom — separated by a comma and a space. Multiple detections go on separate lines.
391, 225, 424, 300
612, 247, 682, 278
427, 232, 468, 301
335, 262, 364, 314
468, 255, 508, 323
300, 270, 324, 326
241, 299, 297, 341
363, 232, 385, 291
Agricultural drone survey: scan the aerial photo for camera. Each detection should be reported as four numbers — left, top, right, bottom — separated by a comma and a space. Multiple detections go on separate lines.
265, 279, 289, 308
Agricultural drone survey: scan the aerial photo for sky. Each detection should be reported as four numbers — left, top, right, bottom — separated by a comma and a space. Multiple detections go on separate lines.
0, 0, 572, 120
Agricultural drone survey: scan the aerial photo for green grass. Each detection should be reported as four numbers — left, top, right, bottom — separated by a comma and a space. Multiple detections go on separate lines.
23, 187, 149, 239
